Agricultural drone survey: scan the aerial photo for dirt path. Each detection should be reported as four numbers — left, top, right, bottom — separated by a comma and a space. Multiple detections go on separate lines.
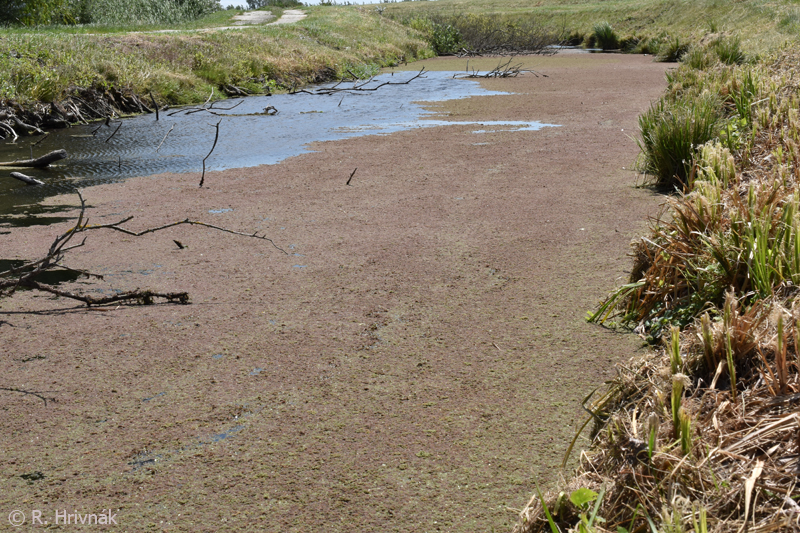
0, 53, 668, 532
269, 9, 306, 25
140, 9, 305, 33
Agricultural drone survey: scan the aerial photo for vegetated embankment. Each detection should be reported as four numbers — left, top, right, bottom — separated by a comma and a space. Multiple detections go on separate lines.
0, 7, 432, 136
382, 0, 800, 56
514, 38, 800, 533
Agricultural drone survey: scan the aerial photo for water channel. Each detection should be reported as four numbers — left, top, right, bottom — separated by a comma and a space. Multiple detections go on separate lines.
0, 70, 557, 224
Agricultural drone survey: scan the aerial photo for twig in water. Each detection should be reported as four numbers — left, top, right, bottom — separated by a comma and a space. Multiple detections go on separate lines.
199, 120, 222, 188
149, 92, 159, 121
105, 121, 122, 143
155, 125, 175, 153
346, 168, 357, 186
31, 131, 49, 147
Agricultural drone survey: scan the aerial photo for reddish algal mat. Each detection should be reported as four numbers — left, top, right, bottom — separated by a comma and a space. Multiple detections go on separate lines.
0, 53, 667, 532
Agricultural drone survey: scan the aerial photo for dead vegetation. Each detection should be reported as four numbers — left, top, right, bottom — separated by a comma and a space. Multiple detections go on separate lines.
513, 45, 800, 533
453, 58, 547, 79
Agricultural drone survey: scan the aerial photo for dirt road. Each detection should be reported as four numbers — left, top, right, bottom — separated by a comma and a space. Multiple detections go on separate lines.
0, 53, 667, 532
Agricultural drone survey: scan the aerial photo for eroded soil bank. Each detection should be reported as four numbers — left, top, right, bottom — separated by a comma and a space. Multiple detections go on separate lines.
0, 53, 668, 532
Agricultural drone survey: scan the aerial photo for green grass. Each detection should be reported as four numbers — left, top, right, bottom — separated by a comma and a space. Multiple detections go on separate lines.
636, 93, 723, 189
590, 21, 618, 50
0, 7, 433, 105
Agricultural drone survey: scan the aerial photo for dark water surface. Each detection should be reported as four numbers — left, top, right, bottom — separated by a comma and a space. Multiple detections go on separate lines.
0, 71, 557, 221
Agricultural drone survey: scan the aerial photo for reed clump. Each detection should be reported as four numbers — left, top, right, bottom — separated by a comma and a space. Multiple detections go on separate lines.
515, 43, 800, 533
400, 12, 561, 55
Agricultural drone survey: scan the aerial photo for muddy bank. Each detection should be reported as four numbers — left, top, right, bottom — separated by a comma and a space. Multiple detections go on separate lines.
0, 53, 668, 532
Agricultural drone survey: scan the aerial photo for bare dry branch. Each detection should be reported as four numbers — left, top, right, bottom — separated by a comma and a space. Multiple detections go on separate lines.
199, 119, 221, 188
1, 190, 287, 308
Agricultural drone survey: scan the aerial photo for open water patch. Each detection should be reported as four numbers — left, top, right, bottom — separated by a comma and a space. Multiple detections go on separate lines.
0, 71, 557, 215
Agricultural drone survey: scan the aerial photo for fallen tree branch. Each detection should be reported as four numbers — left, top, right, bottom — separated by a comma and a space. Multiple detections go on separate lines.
0, 149, 67, 168
9, 172, 44, 186
0, 121, 18, 141
90, 216, 287, 254
0, 386, 55, 406
0, 190, 287, 308
452, 58, 547, 79
24, 280, 189, 306
293, 68, 427, 96
11, 116, 44, 136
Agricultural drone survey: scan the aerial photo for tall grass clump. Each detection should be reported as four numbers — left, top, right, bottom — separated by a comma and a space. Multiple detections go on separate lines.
713, 35, 747, 65
590, 21, 618, 50
637, 94, 722, 190
656, 36, 690, 62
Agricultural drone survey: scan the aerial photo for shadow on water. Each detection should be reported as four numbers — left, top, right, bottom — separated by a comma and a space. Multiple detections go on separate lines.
0, 71, 558, 222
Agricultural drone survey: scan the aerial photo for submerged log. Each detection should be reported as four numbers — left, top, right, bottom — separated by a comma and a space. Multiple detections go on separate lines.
0, 149, 67, 168
9, 172, 44, 186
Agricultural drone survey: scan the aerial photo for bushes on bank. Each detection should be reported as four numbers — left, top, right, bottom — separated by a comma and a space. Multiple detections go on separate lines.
0, 0, 221, 26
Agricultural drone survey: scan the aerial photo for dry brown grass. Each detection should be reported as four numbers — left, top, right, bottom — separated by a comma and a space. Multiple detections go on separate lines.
515, 44, 800, 533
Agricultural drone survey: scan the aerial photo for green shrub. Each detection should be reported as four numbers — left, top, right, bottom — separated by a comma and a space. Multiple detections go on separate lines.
407, 13, 559, 55
591, 21, 618, 50
0, 0, 220, 26
408, 17, 462, 55
637, 94, 723, 189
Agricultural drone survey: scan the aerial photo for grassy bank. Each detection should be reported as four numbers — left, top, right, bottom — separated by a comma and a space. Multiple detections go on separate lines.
0, 7, 432, 110
513, 34, 800, 533
382, 0, 800, 55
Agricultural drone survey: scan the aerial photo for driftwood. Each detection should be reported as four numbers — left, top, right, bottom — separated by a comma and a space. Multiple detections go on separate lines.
0, 149, 67, 168
9, 172, 44, 186
0, 122, 18, 142
11, 116, 44, 136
